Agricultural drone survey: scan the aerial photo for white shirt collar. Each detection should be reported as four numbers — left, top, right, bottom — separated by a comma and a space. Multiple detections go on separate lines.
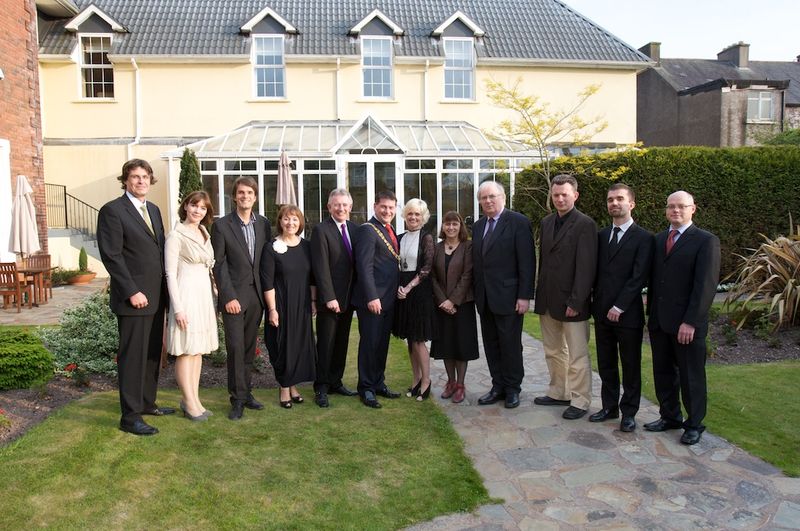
126, 191, 146, 209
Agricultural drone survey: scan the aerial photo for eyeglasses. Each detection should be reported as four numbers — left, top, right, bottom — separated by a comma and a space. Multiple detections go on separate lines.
479, 194, 501, 201
666, 204, 694, 210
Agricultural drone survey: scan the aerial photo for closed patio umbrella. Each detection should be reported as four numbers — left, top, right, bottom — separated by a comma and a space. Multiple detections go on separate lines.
9, 174, 41, 258
276, 150, 297, 206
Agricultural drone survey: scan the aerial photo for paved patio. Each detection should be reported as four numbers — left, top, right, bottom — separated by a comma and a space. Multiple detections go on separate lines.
0, 278, 106, 326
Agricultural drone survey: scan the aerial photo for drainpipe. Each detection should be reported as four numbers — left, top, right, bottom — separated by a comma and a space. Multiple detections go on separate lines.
335, 57, 341, 120
423, 60, 429, 121
126, 57, 141, 159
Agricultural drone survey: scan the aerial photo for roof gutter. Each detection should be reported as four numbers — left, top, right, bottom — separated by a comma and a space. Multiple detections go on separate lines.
126, 57, 141, 159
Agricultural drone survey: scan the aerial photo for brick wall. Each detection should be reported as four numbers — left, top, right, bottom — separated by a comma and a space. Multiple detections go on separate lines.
0, 0, 47, 252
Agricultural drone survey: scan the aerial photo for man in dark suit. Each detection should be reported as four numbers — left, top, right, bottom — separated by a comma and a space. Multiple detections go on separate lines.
98, 159, 174, 436
311, 188, 359, 408
534, 174, 597, 420
211, 177, 270, 420
646, 190, 720, 445
352, 190, 401, 408
472, 181, 535, 409
590, 183, 654, 432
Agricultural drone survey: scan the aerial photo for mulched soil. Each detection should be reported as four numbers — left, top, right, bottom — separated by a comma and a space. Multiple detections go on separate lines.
708, 316, 800, 364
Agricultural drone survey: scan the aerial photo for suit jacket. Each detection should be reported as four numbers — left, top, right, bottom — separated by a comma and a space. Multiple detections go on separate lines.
352, 217, 400, 310
472, 208, 535, 315
431, 240, 474, 306
311, 217, 358, 309
591, 223, 654, 329
97, 194, 166, 316
534, 208, 597, 321
211, 211, 270, 312
647, 224, 720, 335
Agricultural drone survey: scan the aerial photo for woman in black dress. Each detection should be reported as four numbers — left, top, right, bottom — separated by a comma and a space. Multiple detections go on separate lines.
393, 198, 436, 401
430, 211, 479, 403
262, 204, 317, 408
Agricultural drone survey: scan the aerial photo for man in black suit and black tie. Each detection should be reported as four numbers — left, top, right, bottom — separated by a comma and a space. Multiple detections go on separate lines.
590, 184, 654, 432
310, 188, 359, 407
352, 190, 402, 408
645, 190, 720, 445
472, 181, 535, 409
98, 159, 175, 435
211, 177, 270, 420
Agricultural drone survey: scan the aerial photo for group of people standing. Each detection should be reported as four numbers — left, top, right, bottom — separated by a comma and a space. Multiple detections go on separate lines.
98, 158, 720, 448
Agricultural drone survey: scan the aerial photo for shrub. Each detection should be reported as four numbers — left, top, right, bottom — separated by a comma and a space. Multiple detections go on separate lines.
39, 291, 120, 376
0, 328, 54, 390
78, 247, 89, 272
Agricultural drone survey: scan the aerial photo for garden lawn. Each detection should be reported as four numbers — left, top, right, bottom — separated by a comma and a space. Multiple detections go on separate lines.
0, 333, 489, 529
523, 313, 800, 477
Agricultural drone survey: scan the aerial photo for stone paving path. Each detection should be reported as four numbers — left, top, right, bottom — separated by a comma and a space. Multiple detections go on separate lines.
0, 278, 106, 326
412, 330, 800, 530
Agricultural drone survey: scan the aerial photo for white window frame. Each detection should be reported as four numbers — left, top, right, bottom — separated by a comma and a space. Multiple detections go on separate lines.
252, 35, 286, 99
443, 38, 475, 101
747, 91, 775, 122
361, 36, 393, 99
79, 33, 114, 99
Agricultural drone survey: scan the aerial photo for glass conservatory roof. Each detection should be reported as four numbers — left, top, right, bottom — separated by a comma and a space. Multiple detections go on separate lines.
165, 116, 538, 158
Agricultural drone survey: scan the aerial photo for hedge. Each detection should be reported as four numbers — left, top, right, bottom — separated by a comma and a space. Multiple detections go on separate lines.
0, 327, 53, 390
514, 146, 800, 278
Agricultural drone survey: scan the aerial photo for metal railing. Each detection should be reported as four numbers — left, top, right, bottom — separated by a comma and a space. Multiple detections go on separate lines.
45, 183, 99, 241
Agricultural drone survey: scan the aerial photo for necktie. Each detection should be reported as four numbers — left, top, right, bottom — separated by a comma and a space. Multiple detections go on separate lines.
341, 223, 353, 259
482, 217, 496, 255
665, 229, 678, 255
385, 223, 398, 252
609, 226, 621, 249
140, 204, 155, 236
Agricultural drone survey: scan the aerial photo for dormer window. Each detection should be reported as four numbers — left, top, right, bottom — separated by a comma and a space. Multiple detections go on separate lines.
80, 35, 114, 98
253, 35, 285, 98
444, 38, 474, 100
361, 37, 393, 98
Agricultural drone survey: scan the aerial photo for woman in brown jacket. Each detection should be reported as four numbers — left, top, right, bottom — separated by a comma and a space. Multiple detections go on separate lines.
430, 211, 479, 403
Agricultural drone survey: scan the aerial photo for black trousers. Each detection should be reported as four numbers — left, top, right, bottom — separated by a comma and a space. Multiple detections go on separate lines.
355, 305, 394, 396
116, 308, 165, 424
594, 320, 642, 417
315, 307, 354, 393
222, 287, 263, 402
649, 327, 708, 430
478, 310, 524, 394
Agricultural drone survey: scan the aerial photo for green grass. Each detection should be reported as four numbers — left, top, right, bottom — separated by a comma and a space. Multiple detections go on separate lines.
523, 313, 800, 477
0, 333, 490, 529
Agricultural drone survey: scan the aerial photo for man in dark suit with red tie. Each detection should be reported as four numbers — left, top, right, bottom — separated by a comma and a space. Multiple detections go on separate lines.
590, 184, 654, 432
352, 190, 402, 408
311, 188, 359, 407
646, 190, 720, 445
98, 159, 174, 435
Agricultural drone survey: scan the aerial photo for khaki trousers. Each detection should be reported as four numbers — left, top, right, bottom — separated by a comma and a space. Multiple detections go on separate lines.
539, 313, 592, 410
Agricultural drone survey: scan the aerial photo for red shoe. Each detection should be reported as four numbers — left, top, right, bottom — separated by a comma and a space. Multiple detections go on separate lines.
440, 381, 456, 399
452, 384, 465, 403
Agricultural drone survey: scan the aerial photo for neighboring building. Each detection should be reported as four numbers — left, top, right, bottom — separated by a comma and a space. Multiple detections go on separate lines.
637, 41, 800, 147
37, 0, 648, 235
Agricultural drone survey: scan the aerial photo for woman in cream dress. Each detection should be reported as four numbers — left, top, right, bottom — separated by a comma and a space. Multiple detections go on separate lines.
166, 191, 218, 421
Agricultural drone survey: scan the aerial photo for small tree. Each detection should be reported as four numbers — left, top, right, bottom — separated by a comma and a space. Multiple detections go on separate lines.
485, 78, 608, 213
78, 246, 89, 272
178, 148, 202, 203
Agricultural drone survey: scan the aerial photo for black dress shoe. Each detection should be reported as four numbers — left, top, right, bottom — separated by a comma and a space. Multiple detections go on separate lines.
643, 418, 683, 432
330, 385, 358, 397
228, 401, 244, 420
119, 419, 159, 436
620, 416, 636, 432
142, 406, 176, 416
315, 392, 329, 408
477, 389, 505, 405
589, 408, 619, 422
562, 406, 588, 420
504, 392, 520, 409
376, 387, 400, 399
244, 395, 264, 410
361, 391, 382, 409
533, 396, 570, 406
680, 428, 702, 445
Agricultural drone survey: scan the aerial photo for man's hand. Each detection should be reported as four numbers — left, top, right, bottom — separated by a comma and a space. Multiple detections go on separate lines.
175, 311, 189, 330
677, 323, 695, 345
367, 299, 382, 315
606, 307, 622, 323
129, 292, 148, 309
516, 299, 530, 315
225, 299, 242, 315
326, 299, 341, 313
565, 306, 579, 318
439, 300, 456, 315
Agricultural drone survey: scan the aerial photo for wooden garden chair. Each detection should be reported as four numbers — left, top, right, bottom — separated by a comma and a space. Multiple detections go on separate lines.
0, 262, 33, 312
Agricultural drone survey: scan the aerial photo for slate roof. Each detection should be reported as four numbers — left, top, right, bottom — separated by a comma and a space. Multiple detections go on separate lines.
38, 0, 649, 64
656, 58, 800, 105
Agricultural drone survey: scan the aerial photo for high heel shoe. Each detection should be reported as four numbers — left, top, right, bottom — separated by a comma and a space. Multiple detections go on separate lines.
291, 394, 304, 404
440, 381, 456, 399
406, 381, 421, 398
180, 401, 208, 421
452, 384, 465, 404
279, 391, 293, 409
416, 382, 431, 401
